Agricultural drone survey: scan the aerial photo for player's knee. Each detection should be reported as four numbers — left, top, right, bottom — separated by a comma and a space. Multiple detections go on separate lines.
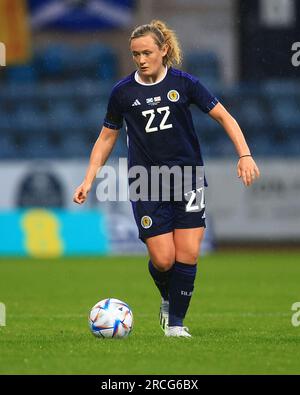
151, 255, 175, 272
189, 252, 200, 263
176, 248, 199, 264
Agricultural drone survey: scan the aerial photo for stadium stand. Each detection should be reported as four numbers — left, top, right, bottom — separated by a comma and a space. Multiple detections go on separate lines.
0, 44, 299, 160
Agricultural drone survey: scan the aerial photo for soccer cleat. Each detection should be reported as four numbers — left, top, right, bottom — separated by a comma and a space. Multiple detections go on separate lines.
159, 298, 169, 332
165, 326, 192, 338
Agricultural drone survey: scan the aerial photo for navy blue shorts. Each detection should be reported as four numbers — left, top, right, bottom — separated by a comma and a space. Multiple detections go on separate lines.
131, 197, 206, 242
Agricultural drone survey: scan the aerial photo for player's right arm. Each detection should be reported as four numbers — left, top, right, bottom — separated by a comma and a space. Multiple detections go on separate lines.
73, 126, 120, 204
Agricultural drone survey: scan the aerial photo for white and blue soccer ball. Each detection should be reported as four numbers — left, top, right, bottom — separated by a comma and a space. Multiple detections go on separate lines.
89, 298, 133, 339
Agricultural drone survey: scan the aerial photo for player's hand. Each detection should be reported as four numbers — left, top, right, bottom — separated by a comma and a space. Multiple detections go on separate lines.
237, 156, 260, 187
73, 182, 92, 204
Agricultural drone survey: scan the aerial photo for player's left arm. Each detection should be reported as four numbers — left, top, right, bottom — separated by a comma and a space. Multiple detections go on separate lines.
208, 102, 260, 187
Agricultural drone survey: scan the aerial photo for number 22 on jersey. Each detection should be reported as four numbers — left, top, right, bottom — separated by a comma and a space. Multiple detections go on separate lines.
142, 106, 173, 133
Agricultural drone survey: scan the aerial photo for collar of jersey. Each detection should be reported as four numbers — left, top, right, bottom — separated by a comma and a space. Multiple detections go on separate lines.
134, 66, 168, 86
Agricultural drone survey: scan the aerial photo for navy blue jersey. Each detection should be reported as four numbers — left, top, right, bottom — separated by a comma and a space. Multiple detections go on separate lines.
104, 67, 218, 172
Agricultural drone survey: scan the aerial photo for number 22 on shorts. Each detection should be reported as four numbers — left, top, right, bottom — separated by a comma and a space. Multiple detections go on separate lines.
184, 187, 205, 213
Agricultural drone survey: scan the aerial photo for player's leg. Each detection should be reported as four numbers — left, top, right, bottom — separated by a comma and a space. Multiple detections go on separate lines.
174, 227, 205, 263
146, 232, 175, 301
166, 227, 204, 337
165, 189, 206, 337
131, 200, 175, 300
131, 200, 175, 330
146, 231, 175, 271
146, 232, 175, 330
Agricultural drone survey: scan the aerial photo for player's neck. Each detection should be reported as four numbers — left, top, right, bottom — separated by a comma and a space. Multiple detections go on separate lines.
137, 65, 168, 85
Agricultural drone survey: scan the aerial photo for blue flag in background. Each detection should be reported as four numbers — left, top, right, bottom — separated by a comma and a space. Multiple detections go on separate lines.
28, 0, 135, 30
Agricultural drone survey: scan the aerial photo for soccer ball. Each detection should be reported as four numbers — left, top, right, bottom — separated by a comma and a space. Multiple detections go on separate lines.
88, 298, 133, 339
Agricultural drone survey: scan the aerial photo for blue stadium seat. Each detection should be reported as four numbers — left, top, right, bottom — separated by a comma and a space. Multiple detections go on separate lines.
263, 79, 300, 97
47, 102, 85, 131
244, 133, 273, 156
192, 110, 222, 147
38, 81, 74, 101
238, 99, 268, 129
80, 43, 118, 80
185, 51, 221, 90
60, 132, 90, 157
13, 106, 46, 134
35, 44, 76, 79
228, 82, 262, 97
0, 82, 37, 101
21, 134, 59, 158
284, 139, 300, 156
0, 134, 19, 158
83, 101, 106, 130
35, 43, 118, 81
192, 109, 215, 129
271, 100, 300, 129
0, 110, 14, 132
2, 63, 299, 160
6, 65, 38, 83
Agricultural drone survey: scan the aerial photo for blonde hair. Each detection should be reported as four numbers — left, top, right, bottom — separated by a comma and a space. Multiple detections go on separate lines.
130, 19, 182, 68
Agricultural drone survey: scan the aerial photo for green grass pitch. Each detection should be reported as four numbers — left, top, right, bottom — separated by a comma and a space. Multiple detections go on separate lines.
0, 252, 300, 375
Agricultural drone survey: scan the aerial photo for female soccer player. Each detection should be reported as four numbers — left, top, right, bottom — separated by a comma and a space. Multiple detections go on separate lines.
73, 20, 260, 338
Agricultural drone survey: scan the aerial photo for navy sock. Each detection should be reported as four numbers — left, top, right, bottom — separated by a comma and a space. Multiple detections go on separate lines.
148, 260, 173, 301
168, 261, 197, 327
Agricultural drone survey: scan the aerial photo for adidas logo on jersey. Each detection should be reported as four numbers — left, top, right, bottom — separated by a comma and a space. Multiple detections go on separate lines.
132, 99, 141, 106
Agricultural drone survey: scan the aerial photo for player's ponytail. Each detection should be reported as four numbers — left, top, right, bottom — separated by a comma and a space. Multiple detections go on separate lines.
130, 19, 182, 68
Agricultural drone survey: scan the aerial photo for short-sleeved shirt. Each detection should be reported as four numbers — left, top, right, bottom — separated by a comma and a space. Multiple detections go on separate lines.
104, 67, 218, 197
